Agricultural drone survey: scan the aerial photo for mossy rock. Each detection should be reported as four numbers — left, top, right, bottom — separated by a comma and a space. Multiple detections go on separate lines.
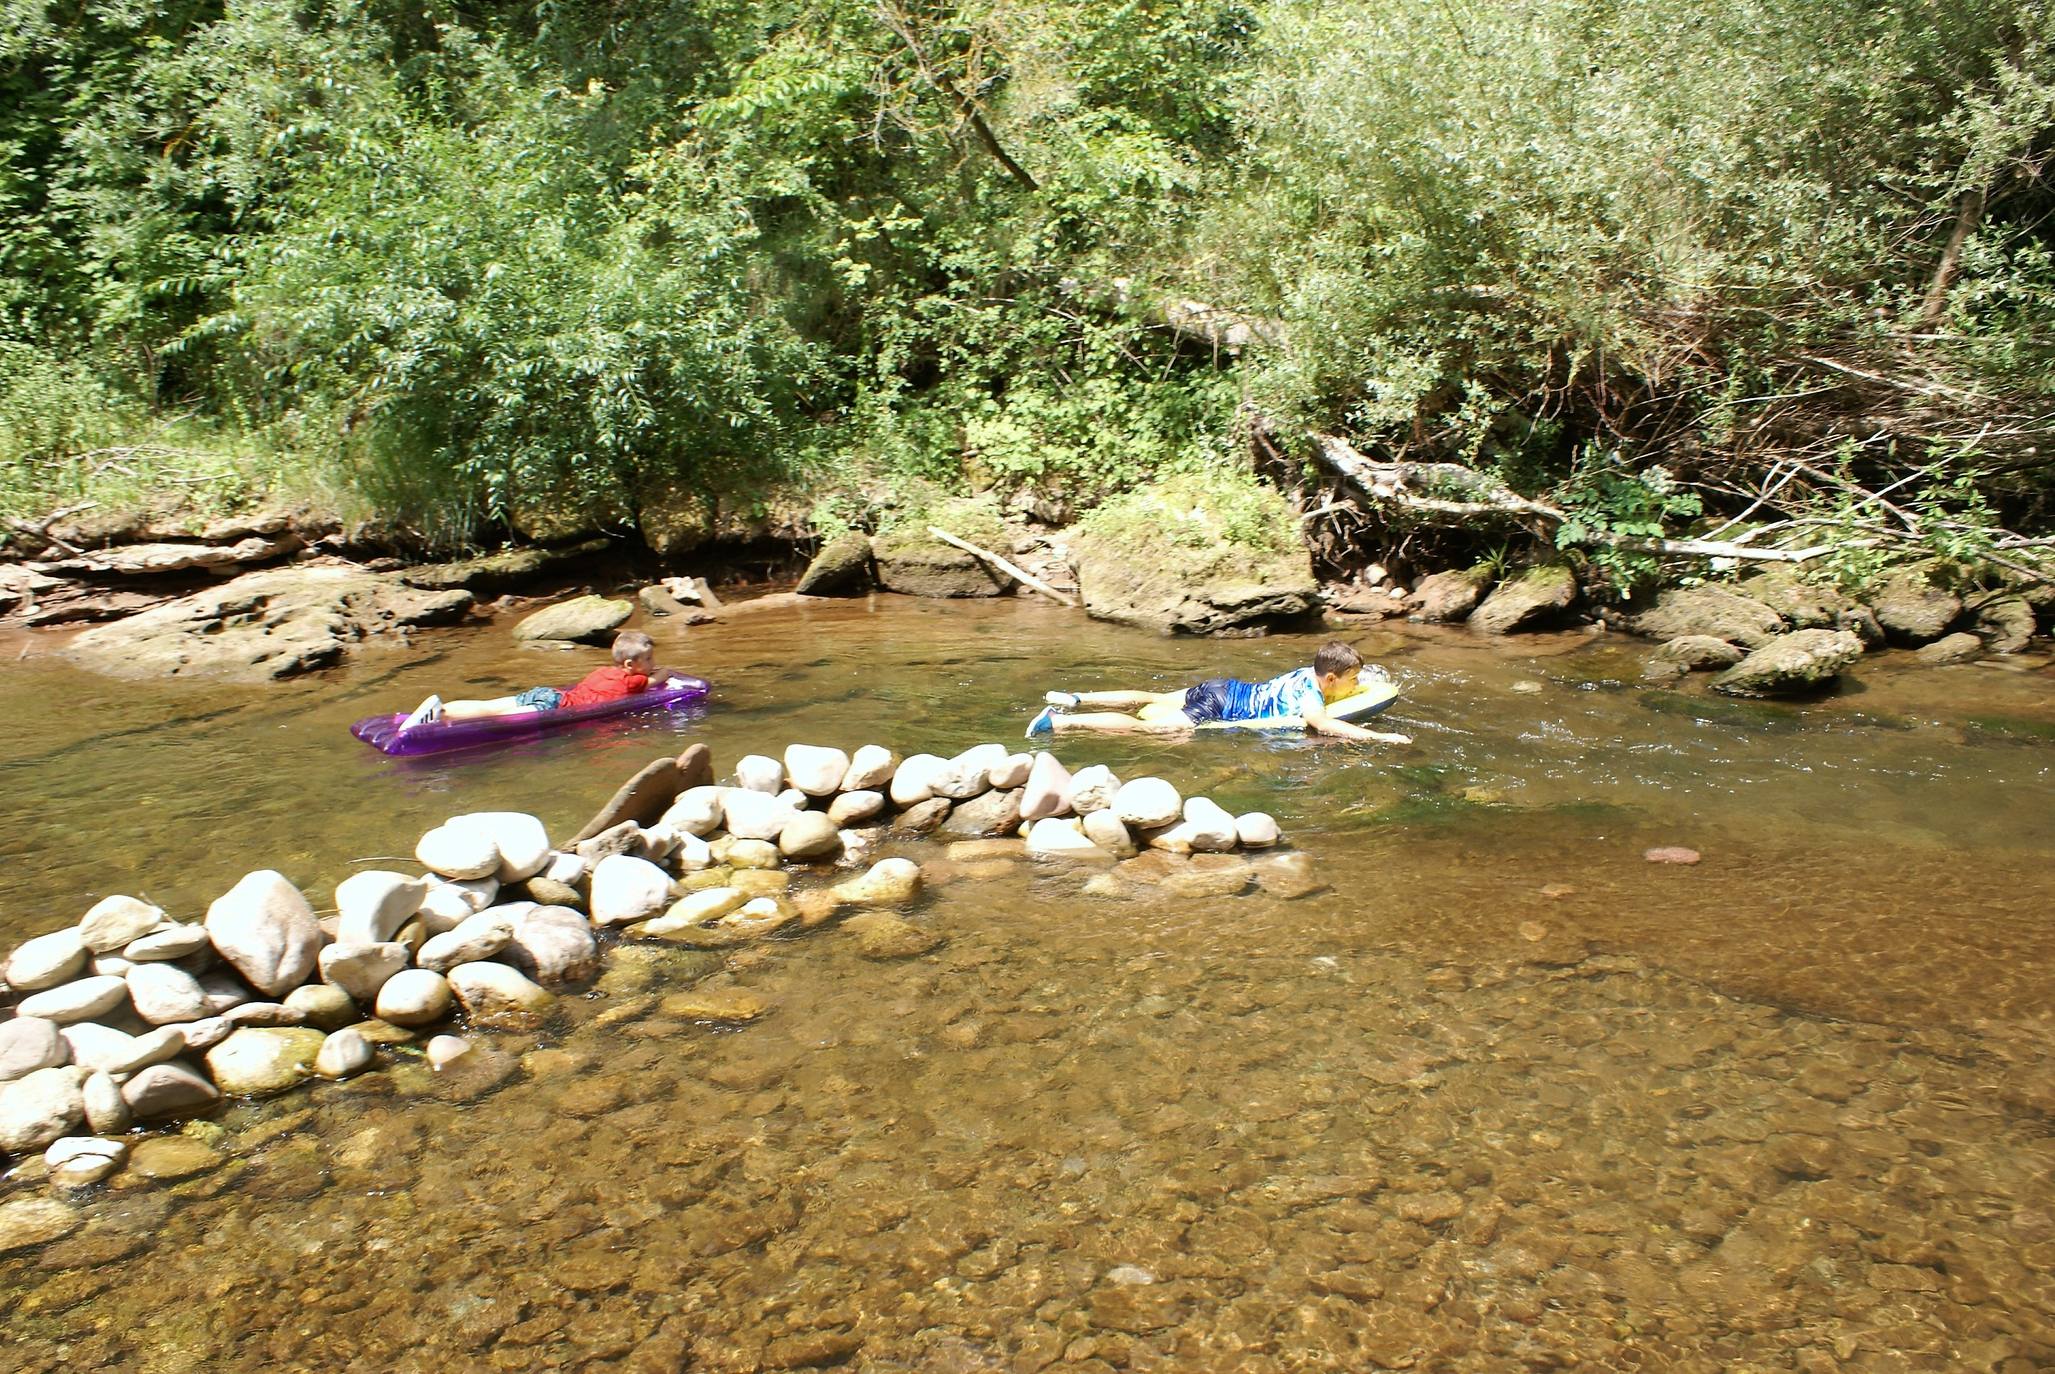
1070, 473, 1315, 634
1469, 564, 1579, 634
872, 497, 1011, 598
796, 531, 875, 595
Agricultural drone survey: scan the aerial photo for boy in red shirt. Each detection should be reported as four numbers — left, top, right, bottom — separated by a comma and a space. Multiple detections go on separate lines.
400, 630, 681, 728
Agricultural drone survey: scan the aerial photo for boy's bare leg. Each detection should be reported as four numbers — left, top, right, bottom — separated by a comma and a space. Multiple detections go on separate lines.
1068, 689, 1184, 711
1051, 710, 1194, 736
441, 695, 539, 722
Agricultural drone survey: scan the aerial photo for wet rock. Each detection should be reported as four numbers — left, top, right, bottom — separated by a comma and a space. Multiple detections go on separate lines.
1, 1017, 68, 1082
400, 540, 606, 593
126, 962, 208, 1024
784, 744, 850, 797
6, 929, 86, 992
374, 969, 454, 1026
127, 1134, 223, 1179
283, 985, 355, 1026
206, 869, 322, 996
206, 1027, 326, 1096
591, 854, 675, 927
314, 1027, 374, 1078
0, 1196, 82, 1255
1971, 594, 2036, 653
1082, 809, 1136, 856
1114, 778, 1182, 829
795, 531, 874, 595
46, 1135, 127, 1189
65, 565, 472, 682
893, 798, 952, 834
1025, 818, 1104, 859
574, 819, 653, 866
0, 1066, 89, 1151
123, 923, 208, 961
1234, 812, 1279, 848
1470, 564, 1578, 634
1871, 567, 1961, 644
1628, 585, 1786, 648
1253, 852, 1323, 899
18, 975, 131, 1024
1710, 629, 1864, 696
426, 1034, 474, 1070
1738, 568, 1882, 641
82, 1071, 130, 1133
938, 787, 1023, 839
1645, 846, 1702, 864
316, 942, 409, 1004
840, 744, 897, 791
447, 962, 556, 1023
827, 789, 886, 826
77, 895, 165, 953
512, 594, 632, 644
1163, 797, 1239, 853
1653, 635, 1747, 671
661, 988, 773, 1022
890, 753, 947, 806
779, 812, 844, 861
1070, 765, 1122, 814
831, 858, 923, 907
415, 824, 501, 881
1410, 567, 1494, 622
505, 907, 600, 985
641, 887, 749, 936
1915, 631, 1982, 665
1021, 752, 1074, 821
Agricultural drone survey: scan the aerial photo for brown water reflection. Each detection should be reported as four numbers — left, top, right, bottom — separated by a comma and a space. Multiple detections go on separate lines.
2, 595, 2052, 1369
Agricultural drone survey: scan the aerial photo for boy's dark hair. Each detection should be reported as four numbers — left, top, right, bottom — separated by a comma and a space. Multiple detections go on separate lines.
612, 630, 656, 664
1314, 639, 1363, 678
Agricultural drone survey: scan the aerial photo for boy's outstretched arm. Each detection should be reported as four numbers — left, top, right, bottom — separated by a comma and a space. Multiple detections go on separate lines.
1303, 703, 1411, 745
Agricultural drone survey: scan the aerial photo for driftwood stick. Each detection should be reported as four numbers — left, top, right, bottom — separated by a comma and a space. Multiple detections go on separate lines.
1311, 434, 1838, 564
926, 525, 1077, 606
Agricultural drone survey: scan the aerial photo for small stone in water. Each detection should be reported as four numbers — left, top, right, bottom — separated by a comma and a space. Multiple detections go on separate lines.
426, 1034, 473, 1070
315, 1028, 374, 1079
1519, 921, 1550, 942
1644, 846, 1702, 865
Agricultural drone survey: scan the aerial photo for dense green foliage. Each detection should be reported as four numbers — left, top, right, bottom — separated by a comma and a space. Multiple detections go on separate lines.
2, 0, 2049, 573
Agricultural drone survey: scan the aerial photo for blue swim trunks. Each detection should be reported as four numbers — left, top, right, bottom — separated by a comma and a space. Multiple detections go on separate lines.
514, 686, 566, 711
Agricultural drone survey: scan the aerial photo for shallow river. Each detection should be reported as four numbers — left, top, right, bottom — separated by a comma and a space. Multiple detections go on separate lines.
2, 594, 2052, 1371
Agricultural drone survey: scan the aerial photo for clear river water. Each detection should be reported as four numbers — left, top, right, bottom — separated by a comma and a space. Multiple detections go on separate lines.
1, 593, 2051, 1372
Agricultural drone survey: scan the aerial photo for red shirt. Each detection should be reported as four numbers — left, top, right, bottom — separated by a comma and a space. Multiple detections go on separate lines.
558, 665, 650, 711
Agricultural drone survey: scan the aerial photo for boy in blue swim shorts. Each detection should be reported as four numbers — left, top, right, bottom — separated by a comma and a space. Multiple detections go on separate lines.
1027, 639, 1410, 743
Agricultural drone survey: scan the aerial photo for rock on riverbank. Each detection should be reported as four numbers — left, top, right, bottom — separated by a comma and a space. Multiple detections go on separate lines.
65, 564, 473, 681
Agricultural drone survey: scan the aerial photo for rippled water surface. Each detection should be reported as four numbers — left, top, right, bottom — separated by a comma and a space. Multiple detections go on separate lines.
2, 594, 2052, 1371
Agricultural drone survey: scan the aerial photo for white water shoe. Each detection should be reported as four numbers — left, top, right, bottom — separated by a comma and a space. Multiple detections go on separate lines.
1025, 705, 1057, 738
399, 694, 444, 729
1043, 691, 1081, 709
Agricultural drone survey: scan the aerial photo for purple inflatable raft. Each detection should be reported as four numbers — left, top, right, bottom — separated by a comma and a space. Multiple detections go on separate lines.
351, 676, 712, 757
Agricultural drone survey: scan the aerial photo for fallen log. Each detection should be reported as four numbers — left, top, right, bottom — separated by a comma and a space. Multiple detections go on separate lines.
925, 526, 1077, 606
